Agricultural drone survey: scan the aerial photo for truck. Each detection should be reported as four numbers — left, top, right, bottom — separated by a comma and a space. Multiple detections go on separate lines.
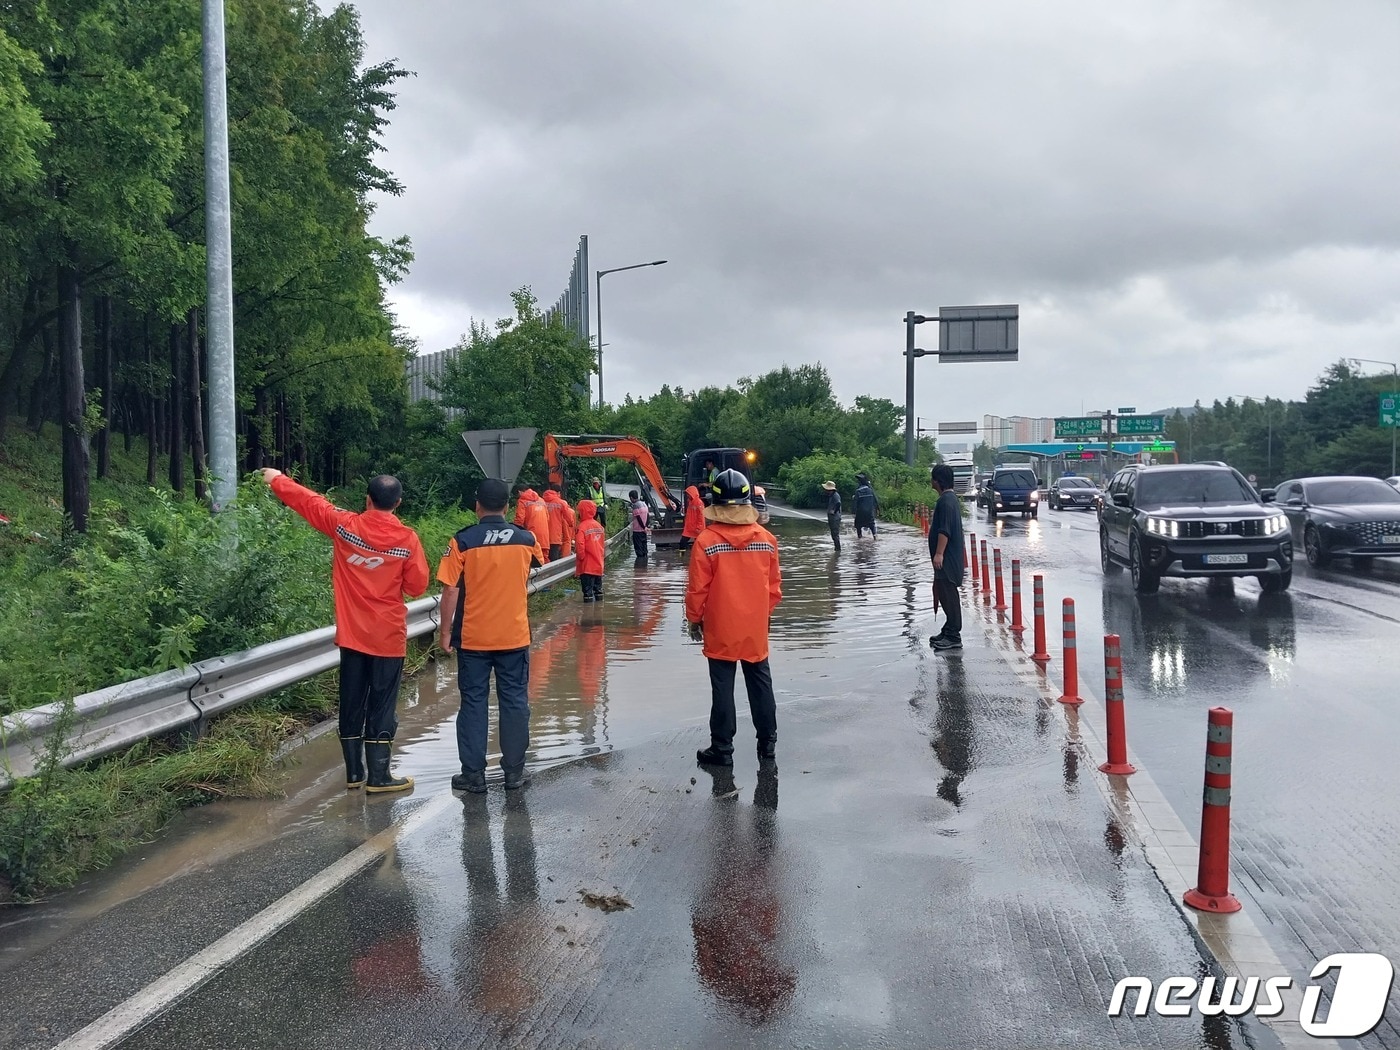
943, 453, 977, 495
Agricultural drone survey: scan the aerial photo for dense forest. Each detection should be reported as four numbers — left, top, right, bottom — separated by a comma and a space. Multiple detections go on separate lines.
0, 1, 413, 533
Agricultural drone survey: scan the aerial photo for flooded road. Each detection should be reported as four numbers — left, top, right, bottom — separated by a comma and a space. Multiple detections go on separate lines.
4, 510, 1391, 1048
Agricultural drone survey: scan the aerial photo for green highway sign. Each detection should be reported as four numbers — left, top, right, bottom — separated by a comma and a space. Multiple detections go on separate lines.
1055, 416, 1103, 438
1141, 441, 1173, 452
1117, 415, 1165, 435
1381, 393, 1399, 427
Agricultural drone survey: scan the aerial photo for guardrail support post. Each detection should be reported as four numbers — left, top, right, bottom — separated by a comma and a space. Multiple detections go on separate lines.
1184, 707, 1242, 913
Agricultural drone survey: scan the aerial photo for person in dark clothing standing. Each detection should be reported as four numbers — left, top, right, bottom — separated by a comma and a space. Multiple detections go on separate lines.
853, 473, 879, 539
823, 480, 842, 550
928, 463, 966, 651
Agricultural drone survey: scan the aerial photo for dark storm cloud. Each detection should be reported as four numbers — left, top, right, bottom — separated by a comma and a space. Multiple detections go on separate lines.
353, 0, 1400, 420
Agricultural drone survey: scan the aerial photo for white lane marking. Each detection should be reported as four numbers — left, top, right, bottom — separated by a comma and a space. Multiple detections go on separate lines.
53, 794, 455, 1050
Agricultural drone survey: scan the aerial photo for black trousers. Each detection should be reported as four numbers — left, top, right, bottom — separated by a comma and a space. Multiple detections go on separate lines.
339, 647, 405, 742
935, 579, 962, 640
855, 516, 877, 538
549, 543, 562, 562
828, 517, 841, 548
707, 657, 777, 749
580, 573, 602, 598
632, 531, 648, 557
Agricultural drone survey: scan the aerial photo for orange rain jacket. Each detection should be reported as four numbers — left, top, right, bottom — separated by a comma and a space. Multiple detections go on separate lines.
543, 489, 576, 553
513, 491, 550, 562
682, 485, 706, 540
684, 520, 782, 663
270, 474, 429, 657
574, 499, 607, 577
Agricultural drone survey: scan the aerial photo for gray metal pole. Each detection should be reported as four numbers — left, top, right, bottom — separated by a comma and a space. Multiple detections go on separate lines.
203, 0, 237, 512
1392, 366, 1397, 477
595, 270, 603, 411
904, 311, 916, 466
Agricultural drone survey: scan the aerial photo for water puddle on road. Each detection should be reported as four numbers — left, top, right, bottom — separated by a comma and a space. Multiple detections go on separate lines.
0, 518, 934, 962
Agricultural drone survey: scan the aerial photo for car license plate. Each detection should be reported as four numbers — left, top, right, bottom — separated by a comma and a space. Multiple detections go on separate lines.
1386, 534, 1400, 545
1205, 553, 1248, 565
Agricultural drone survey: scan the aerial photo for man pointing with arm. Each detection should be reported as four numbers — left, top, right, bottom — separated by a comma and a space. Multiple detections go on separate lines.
260, 468, 428, 792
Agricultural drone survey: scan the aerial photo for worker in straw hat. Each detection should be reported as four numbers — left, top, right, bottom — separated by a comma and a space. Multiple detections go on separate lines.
685, 469, 783, 767
823, 480, 842, 551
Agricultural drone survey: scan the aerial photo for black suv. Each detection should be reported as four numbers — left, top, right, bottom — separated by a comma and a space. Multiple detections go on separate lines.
1099, 464, 1292, 593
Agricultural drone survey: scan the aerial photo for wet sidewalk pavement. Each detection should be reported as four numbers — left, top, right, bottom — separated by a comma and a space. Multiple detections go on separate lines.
3, 524, 1284, 1049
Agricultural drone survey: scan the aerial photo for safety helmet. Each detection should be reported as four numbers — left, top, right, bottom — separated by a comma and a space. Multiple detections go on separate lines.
710, 468, 751, 506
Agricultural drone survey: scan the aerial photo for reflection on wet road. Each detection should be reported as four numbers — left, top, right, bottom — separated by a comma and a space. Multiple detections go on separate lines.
2, 508, 1395, 1048
973, 506, 1400, 1050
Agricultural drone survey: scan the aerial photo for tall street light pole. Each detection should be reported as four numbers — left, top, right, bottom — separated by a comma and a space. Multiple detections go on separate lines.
203, 0, 237, 513
1233, 395, 1273, 482
1350, 358, 1399, 478
595, 259, 667, 411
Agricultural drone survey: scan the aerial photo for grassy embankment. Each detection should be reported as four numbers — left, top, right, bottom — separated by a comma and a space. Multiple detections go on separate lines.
0, 428, 599, 902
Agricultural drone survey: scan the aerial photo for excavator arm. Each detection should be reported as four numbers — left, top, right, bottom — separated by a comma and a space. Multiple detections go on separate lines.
544, 434, 682, 513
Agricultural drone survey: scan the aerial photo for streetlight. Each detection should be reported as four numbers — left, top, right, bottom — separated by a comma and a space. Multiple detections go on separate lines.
1348, 357, 1399, 477
595, 259, 667, 410
1233, 395, 1273, 482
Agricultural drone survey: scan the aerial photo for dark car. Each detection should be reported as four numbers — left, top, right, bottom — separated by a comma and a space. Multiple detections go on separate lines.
1048, 476, 1102, 511
974, 472, 995, 508
986, 466, 1040, 519
1099, 464, 1292, 593
1275, 476, 1400, 567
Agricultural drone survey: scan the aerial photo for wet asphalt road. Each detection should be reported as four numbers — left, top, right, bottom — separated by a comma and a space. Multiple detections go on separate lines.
965, 503, 1400, 1049
0, 510, 1394, 1047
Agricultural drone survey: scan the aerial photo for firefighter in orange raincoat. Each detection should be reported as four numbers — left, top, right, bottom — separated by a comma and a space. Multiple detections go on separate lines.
684, 469, 782, 766
574, 499, 606, 602
681, 484, 706, 551
542, 486, 574, 561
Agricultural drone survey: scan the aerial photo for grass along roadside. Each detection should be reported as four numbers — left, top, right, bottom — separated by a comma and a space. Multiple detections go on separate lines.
0, 577, 590, 905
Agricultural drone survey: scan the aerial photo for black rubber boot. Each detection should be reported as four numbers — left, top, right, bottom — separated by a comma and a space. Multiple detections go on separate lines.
451, 770, 487, 794
340, 736, 366, 789
364, 740, 414, 793
696, 742, 734, 767
503, 766, 530, 790
757, 736, 777, 761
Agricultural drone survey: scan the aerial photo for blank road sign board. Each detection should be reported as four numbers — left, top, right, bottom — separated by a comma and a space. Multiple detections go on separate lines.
938, 305, 1019, 362
938, 421, 979, 434
461, 428, 538, 484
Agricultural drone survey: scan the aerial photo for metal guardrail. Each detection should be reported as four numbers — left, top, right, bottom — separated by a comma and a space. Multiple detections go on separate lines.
0, 535, 619, 789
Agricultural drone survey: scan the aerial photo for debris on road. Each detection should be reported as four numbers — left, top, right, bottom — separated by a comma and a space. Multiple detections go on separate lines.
579, 889, 633, 913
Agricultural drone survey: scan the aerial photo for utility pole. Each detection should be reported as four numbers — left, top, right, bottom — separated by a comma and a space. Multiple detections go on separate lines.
203, 0, 237, 512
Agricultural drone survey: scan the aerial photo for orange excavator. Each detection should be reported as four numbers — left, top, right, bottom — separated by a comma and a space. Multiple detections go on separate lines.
543, 434, 688, 547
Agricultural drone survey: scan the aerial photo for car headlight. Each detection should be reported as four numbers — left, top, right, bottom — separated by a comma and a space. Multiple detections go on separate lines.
1147, 516, 1180, 538
1266, 514, 1288, 535
1029, 493, 1039, 502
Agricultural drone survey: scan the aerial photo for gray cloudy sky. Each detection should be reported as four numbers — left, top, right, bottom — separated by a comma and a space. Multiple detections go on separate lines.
351, 0, 1400, 425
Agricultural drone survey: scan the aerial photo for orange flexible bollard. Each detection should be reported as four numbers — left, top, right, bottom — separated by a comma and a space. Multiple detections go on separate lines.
980, 540, 991, 595
1098, 634, 1135, 775
969, 532, 979, 577
1057, 598, 1082, 705
1184, 708, 1242, 913
1010, 559, 1025, 634
993, 548, 1008, 612
1031, 574, 1051, 664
